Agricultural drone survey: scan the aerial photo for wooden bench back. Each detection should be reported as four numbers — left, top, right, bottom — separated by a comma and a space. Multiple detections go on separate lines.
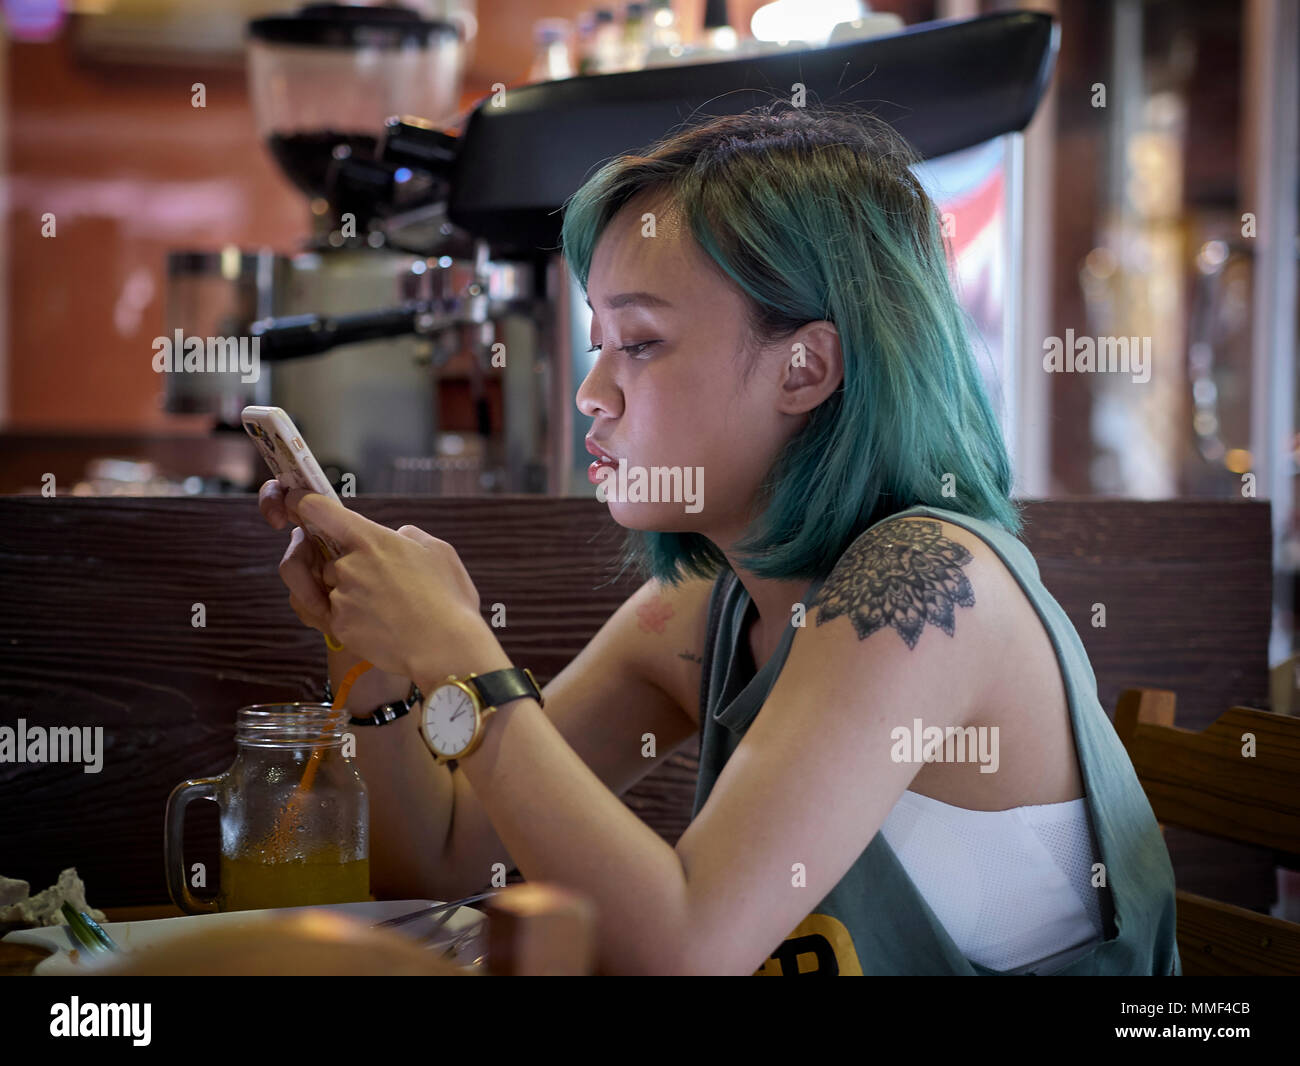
0, 497, 1275, 914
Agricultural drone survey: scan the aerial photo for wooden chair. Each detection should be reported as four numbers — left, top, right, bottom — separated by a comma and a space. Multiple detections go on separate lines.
1114, 687, 1300, 975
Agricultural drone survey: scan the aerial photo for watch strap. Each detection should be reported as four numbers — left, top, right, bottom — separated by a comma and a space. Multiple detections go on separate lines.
467, 667, 544, 711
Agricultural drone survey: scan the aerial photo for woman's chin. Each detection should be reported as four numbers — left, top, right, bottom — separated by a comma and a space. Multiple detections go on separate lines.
603, 499, 703, 533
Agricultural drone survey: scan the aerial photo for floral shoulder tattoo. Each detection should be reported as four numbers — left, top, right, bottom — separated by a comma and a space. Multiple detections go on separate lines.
809, 519, 976, 650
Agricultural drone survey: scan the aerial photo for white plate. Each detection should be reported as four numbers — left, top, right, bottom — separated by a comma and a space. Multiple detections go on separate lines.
2, 899, 485, 975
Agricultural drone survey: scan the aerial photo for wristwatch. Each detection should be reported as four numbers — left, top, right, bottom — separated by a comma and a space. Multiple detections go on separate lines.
419, 667, 544, 765
344, 682, 423, 727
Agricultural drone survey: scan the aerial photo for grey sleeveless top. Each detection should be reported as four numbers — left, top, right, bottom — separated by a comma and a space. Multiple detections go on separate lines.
691, 504, 1181, 976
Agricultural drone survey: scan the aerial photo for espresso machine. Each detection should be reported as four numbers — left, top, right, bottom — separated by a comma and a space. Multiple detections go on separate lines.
164, 6, 1057, 497
165, 2, 545, 495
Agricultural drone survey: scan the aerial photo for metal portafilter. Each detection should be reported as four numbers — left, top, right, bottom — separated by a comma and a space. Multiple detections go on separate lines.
250, 304, 444, 363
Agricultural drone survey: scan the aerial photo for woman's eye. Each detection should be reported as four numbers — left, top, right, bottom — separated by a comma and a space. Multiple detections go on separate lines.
586, 342, 658, 359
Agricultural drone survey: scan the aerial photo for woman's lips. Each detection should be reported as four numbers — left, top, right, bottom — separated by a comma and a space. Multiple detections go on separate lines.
585, 438, 618, 461
587, 455, 619, 485
585, 438, 621, 485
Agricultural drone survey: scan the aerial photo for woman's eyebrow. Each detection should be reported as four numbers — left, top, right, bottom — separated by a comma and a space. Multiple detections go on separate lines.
584, 291, 674, 311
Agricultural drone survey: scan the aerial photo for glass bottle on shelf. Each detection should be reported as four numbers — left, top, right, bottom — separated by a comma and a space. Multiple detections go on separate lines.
648, 0, 680, 48
645, 0, 684, 66
622, 2, 648, 71
591, 8, 623, 72
575, 11, 598, 75
528, 18, 574, 82
702, 0, 737, 54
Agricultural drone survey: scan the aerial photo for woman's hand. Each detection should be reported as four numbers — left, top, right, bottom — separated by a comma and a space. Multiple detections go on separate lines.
258, 479, 333, 637
286, 491, 501, 684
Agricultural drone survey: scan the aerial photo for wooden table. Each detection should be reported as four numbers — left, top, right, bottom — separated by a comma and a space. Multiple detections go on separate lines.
0, 886, 596, 975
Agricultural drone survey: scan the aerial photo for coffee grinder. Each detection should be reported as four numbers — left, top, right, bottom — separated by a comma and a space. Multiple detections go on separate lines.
166, 2, 554, 494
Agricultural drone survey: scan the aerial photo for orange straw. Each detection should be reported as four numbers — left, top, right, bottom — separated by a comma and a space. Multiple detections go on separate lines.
296, 659, 374, 794
331, 660, 376, 712
256, 660, 375, 862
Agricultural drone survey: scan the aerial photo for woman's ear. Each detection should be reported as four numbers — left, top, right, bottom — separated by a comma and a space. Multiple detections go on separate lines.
777, 321, 843, 414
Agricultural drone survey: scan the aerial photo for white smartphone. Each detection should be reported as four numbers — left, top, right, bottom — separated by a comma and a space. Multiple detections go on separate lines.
242, 405, 346, 561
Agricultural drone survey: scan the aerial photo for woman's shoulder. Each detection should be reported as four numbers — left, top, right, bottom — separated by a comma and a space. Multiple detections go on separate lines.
813, 512, 1028, 648
817, 512, 1085, 808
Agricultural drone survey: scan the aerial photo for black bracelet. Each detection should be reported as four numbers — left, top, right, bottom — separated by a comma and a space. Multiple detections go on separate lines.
345, 682, 423, 727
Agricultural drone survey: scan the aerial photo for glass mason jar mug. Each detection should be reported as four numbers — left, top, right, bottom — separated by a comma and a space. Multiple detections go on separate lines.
165, 703, 369, 913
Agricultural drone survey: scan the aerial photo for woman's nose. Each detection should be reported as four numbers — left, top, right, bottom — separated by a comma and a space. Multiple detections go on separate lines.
575, 353, 621, 420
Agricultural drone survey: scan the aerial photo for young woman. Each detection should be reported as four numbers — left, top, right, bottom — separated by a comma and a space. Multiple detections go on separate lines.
261, 105, 1180, 976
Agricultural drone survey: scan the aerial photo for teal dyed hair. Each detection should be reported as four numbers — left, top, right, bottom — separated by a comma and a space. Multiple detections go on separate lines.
561, 103, 1022, 588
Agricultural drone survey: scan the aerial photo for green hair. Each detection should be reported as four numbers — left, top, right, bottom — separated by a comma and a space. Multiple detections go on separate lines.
561, 102, 1022, 588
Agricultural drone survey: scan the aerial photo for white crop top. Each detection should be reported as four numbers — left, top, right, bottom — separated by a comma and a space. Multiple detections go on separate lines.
879, 789, 1106, 974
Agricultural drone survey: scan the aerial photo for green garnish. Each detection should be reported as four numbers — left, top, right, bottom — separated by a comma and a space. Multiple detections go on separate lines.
60, 901, 118, 955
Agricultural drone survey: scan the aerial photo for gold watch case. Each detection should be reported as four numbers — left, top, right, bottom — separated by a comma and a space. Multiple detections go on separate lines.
419, 669, 544, 765
420, 674, 486, 764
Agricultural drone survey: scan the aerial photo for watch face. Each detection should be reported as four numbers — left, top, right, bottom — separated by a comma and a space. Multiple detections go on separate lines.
421, 683, 478, 757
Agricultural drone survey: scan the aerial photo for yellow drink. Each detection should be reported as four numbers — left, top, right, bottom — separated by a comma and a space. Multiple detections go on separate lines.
219, 850, 370, 911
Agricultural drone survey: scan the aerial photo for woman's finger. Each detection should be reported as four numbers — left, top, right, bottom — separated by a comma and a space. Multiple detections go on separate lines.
258, 479, 287, 531
279, 527, 331, 618
396, 523, 439, 547
288, 593, 329, 634
282, 488, 322, 531
284, 522, 322, 571
282, 487, 304, 528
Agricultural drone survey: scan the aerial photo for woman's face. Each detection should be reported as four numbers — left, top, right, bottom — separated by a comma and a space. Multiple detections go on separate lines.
576, 191, 811, 540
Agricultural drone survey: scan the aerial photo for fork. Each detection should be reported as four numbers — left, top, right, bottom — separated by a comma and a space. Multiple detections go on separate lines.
371, 890, 499, 930
427, 923, 486, 967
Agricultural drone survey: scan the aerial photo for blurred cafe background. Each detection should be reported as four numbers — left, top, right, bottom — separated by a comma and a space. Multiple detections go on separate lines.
0, 0, 1296, 656
3, 1, 1300, 968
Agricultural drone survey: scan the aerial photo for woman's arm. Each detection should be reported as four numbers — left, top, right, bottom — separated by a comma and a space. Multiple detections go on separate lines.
406, 519, 1001, 975
322, 578, 707, 906
340, 574, 706, 903
261, 478, 463, 901
326, 647, 462, 901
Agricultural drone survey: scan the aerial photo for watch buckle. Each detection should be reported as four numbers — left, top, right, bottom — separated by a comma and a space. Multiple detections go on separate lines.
523, 667, 544, 708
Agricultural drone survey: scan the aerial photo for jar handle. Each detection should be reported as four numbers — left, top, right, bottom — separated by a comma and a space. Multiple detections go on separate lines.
164, 777, 221, 915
